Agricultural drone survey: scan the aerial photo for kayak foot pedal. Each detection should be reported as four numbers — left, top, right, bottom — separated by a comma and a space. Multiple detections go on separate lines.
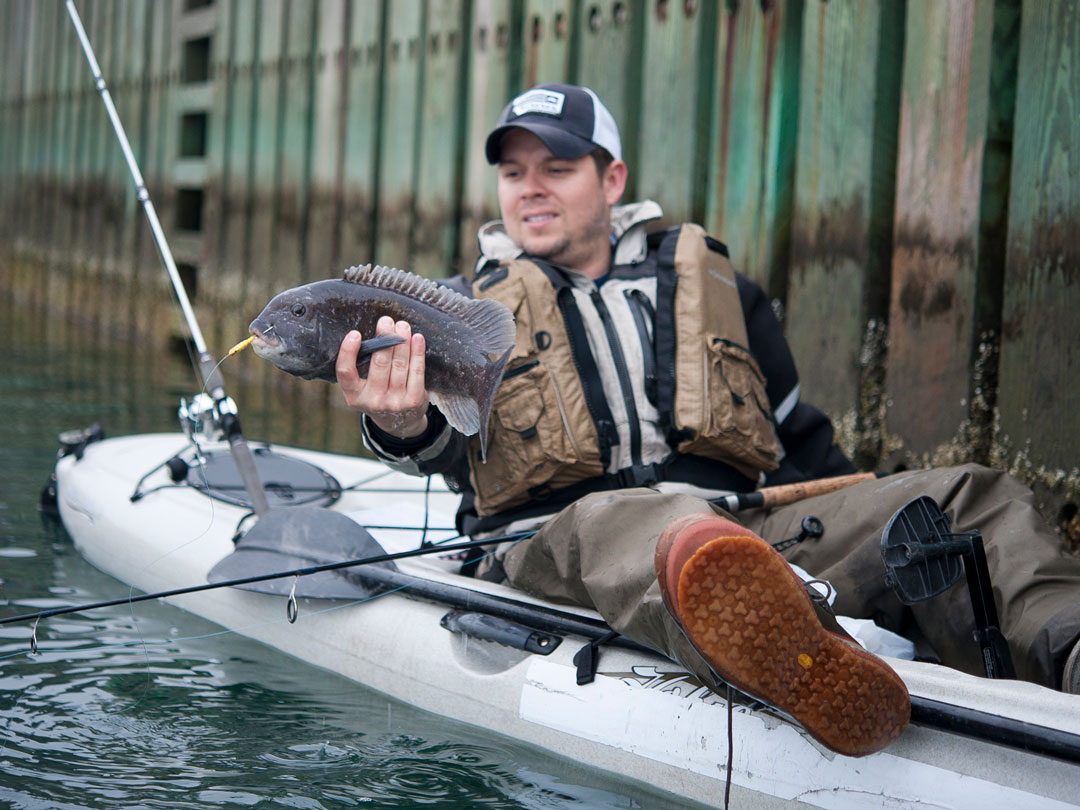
881, 495, 1016, 679
440, 610, 562, 655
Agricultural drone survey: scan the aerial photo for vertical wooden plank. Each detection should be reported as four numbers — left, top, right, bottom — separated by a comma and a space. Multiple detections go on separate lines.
884, 0, 1013, 457
705, 0, 802, 298
277, 0, 317, 285
132, 0, 173, 343
338, 1, 384, 267
785, 0, 904, 439
54, 0, 78, 274
574, 0, 644, 197
117, 2, 151, 320
46, 1, 77, 313
248, 0, 286, 302
85, 0, 111, 284
458, 0, 516, 274
125, 0, 158, 343
636, 0, 718, 225
0, 0, 18, 252
64, 0, 90, 322
373, 0, 422, 270
30, 0, 59, 292
207, 0, 238, 301
998, 1, 1080, 471
17, 0, 42, 261
305, 0, 349, 279
522, 0, 574, 86
220, 0, 256, 285
412, 0, 468, 278
100, 0, 124, 281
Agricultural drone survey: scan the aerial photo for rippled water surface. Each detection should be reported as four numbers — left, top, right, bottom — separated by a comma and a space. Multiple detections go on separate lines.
0, 305, 697, 809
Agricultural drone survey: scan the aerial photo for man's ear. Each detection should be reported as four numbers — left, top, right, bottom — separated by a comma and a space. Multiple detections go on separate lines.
604, 160, 629, 206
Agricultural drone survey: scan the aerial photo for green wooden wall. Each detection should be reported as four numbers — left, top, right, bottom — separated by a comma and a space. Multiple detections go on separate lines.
1, 0, 1078, 525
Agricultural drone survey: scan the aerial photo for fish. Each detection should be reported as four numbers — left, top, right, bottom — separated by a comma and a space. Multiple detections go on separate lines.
249, 264, 515, 460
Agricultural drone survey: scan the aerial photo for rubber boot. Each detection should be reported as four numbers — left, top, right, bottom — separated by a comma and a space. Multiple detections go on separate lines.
655, 513, 911, 757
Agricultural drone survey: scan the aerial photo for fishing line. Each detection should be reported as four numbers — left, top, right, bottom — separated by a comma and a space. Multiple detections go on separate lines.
0, 533, 535, 630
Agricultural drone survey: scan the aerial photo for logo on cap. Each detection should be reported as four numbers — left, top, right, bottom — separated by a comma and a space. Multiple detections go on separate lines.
511, 89, 565, 119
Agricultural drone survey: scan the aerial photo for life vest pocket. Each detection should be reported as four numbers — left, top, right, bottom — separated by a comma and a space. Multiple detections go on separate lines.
469, 361, 602, 515
679, 335, 780, 476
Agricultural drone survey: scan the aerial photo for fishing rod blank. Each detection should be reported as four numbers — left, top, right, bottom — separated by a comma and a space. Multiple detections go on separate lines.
63, 0, 269, 515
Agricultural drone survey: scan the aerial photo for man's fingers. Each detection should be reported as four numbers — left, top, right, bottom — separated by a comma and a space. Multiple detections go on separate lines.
405, 332, 427, 401
365, 316, 397, 390
387, 320, 413, 391
336, 331, 363, 386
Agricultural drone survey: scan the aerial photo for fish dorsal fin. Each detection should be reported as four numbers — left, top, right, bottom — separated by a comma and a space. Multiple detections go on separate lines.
343, 264, 514, 357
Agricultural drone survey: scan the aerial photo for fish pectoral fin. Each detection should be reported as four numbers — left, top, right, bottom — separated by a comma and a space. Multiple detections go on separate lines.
357, 334, 407, 357
429, 389, 480, 437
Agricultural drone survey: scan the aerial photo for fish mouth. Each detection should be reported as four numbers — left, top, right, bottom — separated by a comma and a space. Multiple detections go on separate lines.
248, 321, 281, 351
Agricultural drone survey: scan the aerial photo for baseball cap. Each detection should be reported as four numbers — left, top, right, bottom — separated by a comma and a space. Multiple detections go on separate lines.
485, 83, 622, 164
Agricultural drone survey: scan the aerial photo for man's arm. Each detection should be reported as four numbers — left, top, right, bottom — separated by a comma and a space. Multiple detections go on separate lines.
737, 274, 857, 484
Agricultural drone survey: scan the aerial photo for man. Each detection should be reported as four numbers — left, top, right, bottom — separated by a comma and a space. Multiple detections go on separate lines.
335, 83, 1080, 756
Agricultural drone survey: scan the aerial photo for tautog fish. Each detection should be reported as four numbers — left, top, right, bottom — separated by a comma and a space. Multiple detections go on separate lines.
250, 264, 515, 460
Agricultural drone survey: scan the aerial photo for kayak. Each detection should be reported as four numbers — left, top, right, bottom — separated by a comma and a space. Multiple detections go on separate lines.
47, 429, 1080, 809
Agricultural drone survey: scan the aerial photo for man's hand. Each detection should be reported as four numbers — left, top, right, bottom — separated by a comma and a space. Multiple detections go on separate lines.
337, 315, 430, 439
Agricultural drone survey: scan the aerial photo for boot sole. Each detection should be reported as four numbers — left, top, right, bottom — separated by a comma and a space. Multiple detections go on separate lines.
678, 534, 911, 757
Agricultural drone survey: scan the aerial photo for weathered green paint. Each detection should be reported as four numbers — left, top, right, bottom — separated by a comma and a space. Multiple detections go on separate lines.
2, 0, 1079, 483
574, 0, 645, 199
374, 0, 423, 270
884, 0, 1005, 456
412, 0, 469, 278
458, 0, 517, 273
637, 0, 717, 225
248, 0, 287, 297
303, 0, 349, 280
786, 0, 904, 422
521, 0, 574, 87
705, 0, 802, 298
998, 0, 1080, 471
340, 0, 384, 268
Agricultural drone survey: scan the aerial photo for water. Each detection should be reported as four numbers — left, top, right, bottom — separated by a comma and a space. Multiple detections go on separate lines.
0, 306, 696, 809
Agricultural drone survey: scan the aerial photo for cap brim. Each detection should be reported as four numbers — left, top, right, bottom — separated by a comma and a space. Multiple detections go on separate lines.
485, 122, 596, 164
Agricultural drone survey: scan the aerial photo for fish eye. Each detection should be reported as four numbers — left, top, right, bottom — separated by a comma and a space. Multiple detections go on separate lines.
290, 303, 306, 317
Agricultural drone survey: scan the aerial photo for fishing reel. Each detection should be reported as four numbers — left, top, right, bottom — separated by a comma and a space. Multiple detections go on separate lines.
179, 393, 239, 444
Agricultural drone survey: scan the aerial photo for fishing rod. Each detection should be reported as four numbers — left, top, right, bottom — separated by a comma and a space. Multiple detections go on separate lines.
63, 0, 269, 516
0, 531, 533, 630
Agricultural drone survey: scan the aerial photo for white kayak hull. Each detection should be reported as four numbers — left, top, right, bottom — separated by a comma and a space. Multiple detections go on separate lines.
54, 433, 1080, 809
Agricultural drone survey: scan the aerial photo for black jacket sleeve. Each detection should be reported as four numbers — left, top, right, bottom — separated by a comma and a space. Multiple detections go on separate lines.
737, 274, 856, 484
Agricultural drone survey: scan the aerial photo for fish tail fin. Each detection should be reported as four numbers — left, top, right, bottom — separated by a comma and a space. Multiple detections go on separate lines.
476, 344, 513, 462
428, 344, 511, 462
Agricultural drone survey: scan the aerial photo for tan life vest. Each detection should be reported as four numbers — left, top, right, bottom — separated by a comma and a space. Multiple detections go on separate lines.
466, 224, 781, 516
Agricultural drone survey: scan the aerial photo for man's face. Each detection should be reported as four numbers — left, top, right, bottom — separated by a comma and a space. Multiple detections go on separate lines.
495, 129, 626, 277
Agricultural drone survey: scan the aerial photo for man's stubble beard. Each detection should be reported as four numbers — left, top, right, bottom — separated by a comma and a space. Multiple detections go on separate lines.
527, 200, 611, 271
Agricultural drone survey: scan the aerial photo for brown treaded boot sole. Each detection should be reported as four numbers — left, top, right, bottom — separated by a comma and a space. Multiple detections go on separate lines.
678, 535, 911, 757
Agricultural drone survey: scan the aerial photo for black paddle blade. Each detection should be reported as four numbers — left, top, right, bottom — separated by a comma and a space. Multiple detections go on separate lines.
208, 506, 396, 600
